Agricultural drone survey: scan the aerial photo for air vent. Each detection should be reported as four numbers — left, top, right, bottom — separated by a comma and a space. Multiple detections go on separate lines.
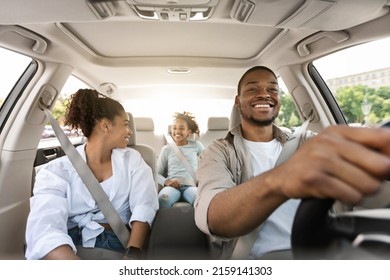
100, 83, 117, 95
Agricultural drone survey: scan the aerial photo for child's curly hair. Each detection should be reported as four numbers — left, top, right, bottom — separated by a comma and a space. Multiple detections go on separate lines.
64, 88, 124, 138
173, 111, 200, 135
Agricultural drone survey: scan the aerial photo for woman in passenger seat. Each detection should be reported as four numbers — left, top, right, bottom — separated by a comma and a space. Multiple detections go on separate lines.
25, 89, 158, 260
157, 111, 204, 208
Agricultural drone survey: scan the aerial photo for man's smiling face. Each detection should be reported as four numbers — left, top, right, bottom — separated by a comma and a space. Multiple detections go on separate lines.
235, 68, 281, 127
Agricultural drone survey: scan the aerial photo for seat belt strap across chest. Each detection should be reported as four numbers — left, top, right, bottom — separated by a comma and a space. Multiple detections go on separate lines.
42, 107, 130, 248
231, 118, 311, 259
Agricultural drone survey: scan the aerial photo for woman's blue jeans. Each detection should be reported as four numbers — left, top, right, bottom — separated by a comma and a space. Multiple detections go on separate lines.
158, 185, 197, 208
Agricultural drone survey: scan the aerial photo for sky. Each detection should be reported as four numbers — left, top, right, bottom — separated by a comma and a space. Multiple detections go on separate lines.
313, 37, 390, 80
0, 49, 32, 100
0, 52, 89, 100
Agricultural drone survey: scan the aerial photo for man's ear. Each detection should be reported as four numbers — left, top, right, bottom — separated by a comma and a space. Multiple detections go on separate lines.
234, 94, 240, 108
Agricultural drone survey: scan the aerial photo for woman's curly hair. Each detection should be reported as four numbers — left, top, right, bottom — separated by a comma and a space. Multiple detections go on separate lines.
173, 111, 200, 135
64, 88, 124, 138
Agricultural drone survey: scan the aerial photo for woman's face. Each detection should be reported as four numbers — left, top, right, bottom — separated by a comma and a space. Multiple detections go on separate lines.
107, 111, 133, 149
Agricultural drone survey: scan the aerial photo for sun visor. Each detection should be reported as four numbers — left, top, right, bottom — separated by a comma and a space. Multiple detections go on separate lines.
232, 0, 390, 31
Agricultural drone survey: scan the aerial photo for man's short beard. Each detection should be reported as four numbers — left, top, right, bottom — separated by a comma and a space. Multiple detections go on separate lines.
238, 105, 279, 127
250, 115, 276, 127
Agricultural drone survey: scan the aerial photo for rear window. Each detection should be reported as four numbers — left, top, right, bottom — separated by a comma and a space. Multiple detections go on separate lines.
124, 80, 301, 135
125, 98, 233, 134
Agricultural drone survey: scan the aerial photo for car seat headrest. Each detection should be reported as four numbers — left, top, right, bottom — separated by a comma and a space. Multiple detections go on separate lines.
134, 117, 155, 131
127, 112, 136, 146
207, 117, 229, 131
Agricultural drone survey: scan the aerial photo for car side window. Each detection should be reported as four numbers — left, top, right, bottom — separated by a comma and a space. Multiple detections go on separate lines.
313, 38, 390, 126
38, 75, 90, 146
0, 47, 31, 109
276, 78, 302, 132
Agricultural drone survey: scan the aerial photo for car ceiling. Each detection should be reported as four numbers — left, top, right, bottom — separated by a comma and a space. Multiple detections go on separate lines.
0, 0, 389, 101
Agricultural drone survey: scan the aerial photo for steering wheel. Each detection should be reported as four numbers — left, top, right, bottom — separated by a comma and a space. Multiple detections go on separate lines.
291, 121, 390, 260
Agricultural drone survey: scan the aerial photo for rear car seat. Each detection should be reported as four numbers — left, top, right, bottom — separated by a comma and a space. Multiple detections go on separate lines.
199, 117, 230, 147
133, 117, 167, 157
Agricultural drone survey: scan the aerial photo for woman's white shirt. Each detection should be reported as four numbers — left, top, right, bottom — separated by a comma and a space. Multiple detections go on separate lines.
25, 143, 158, 260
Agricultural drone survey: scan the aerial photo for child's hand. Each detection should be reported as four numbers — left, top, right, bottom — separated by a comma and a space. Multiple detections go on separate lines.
165, 179, 181, 189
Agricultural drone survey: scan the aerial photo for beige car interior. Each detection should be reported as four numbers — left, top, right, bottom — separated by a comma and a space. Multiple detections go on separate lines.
0, 0, 390, 259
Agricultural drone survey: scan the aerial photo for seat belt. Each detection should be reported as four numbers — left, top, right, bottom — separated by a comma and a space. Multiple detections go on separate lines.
164, 134, 197, 185
231, 118, 311, 259
42, 107, 130, 249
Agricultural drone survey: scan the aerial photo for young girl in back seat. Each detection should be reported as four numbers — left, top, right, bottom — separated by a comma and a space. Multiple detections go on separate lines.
157, 112, 204, 208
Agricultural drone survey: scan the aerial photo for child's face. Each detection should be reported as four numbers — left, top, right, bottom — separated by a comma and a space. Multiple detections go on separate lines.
171, 118, 192, 144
